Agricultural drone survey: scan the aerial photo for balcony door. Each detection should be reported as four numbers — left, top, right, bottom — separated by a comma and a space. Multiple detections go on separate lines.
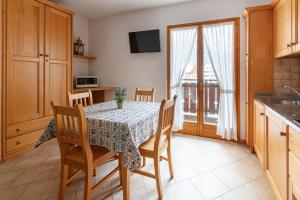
167, 18, 240, 140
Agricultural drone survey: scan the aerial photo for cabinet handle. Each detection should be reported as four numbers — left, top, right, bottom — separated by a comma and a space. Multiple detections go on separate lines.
291, 42, 297, 45
16, 128, 21, 132
39, 53, 44, 56
45, 54, 49, 57
287, 43, 292, 47
260, 113, 265, 116
16, 141, 21, 145
280, 132, 287, 136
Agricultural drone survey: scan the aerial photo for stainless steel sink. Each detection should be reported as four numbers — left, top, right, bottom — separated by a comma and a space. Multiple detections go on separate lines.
280, 99, 300, 106
267, 99, 300, 106
294, 119, 300, 125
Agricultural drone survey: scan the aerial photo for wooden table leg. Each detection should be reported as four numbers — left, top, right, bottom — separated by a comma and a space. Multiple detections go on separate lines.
120, 153, 131, 200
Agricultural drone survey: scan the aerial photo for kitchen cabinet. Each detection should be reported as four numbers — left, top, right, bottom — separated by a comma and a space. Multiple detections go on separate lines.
244, 6, 274, 151
292, 0, 300, 52
254, 100, 266, 168
273, 0, 292, 58
6, 0, 45, 126
44, 6, 72, 115
266, 110, 288, 200
289, 126, 300, 200
2, 0, 73, 159
273, 0, 300, 57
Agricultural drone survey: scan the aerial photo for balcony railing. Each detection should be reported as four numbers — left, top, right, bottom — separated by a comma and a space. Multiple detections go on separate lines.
182, 79, 220, 123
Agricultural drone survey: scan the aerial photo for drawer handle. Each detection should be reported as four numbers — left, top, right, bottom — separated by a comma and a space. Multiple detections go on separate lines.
16, 141, 21, 145
260, 113, 265, 116
16, 128, 21, 132
287, 43, 292, 47
280, 132, 287, 136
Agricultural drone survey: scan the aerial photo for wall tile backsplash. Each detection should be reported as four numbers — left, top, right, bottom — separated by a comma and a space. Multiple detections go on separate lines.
274, 58, 300, 94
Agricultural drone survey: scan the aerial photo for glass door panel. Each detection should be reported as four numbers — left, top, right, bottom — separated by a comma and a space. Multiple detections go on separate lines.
203, 52, 220, 125
183, 36, 198, 122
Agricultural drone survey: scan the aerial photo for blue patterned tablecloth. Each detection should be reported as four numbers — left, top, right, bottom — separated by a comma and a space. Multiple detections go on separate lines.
36, 101, 160, 170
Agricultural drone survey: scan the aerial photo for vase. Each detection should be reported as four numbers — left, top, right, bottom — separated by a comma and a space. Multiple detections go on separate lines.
117, 102, 123, 109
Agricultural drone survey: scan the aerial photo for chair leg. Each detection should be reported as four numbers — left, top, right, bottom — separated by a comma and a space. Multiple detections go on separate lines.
118, 156, 123, 185
59, 163, 69, 200
84, 167, 93, 200
93, 168, 96, 177
142, 157, 146, 168
154, 156, 163, 200
167, 144, 174, 179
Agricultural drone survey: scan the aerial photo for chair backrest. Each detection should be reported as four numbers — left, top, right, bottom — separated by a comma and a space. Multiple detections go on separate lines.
154, 95, 177, 151
135, 88, 155, 102
51, 102, 93, 162
68, 90, 93, 107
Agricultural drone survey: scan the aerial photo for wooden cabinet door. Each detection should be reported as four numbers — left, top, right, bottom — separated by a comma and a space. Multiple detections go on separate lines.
44, 6, 72, 115
292, 0, 300, 52
266, 111, 288, 200
274, 0, 292, 58
254, 101, 265, 168
6, 0, 44, 125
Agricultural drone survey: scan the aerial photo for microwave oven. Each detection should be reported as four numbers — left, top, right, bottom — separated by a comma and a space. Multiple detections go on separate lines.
75, 76, 98, 88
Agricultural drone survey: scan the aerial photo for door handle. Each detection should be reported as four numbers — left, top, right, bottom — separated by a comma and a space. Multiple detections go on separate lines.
280, 132, 286, 136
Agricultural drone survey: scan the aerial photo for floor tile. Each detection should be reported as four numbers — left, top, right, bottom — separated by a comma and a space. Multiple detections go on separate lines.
12, 164, 55, 187
187, 154, 219, 174
212, 156, 264, 189
0, 184, 27, 200
165, 180, 205, 200
190, 171, 230, 200
0, 170, 24, 189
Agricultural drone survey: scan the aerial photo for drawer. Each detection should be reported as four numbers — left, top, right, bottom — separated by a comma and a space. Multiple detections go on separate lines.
6, 129, 43, 153
289, 127, 300, 161
7, 117, 51, 138
289, 152, 300, 189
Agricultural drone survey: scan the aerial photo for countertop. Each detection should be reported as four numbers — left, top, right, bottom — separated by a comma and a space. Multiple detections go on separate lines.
254, 93, 300, 131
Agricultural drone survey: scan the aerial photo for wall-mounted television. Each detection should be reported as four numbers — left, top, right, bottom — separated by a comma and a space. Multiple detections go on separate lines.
129, 29, 161, 53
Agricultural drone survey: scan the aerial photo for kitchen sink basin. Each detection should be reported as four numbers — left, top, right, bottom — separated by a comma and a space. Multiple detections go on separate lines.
294, 119, 300, 125
267, 99, 300, 106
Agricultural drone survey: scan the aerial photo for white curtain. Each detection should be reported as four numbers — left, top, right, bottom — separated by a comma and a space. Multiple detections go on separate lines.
203, 22, 237, 140
170, 27, 197, 131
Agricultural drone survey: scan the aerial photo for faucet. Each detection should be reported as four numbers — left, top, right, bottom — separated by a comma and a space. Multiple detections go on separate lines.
284, 85, 300, 96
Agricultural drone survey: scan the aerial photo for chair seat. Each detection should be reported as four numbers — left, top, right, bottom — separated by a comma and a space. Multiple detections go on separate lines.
66, 145, 116, 165
139, 134, 167, 156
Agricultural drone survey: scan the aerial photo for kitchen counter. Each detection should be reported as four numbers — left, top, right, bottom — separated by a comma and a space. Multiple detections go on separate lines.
255, 93, 300, 131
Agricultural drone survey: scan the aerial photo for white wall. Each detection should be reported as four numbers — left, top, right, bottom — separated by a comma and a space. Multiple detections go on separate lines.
73, 15, 90, 77
88, 0, 271, 140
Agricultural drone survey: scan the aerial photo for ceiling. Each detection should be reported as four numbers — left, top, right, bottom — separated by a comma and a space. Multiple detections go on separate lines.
51, 0, 195, 19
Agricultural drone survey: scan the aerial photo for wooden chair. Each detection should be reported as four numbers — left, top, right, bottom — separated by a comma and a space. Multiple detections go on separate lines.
133, 96, 177, 200
135, 88, 155, 102
51, 102, 120, 200
68, 90, 93, 107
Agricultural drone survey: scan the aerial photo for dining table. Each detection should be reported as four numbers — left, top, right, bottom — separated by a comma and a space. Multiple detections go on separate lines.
36, 100, 160, 200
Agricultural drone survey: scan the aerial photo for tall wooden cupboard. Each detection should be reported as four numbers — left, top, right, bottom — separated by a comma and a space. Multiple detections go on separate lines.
243, 5, 274, 151
1, 0, 73, 159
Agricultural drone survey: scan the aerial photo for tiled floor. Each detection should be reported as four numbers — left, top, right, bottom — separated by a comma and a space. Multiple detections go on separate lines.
0, 134, 275, 200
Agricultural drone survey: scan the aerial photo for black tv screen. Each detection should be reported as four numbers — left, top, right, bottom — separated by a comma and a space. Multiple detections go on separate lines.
129, 29, 161, 53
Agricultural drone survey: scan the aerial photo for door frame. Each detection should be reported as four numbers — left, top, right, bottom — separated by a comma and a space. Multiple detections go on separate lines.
166, 17, 240, 141
0, 0, 3, 161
